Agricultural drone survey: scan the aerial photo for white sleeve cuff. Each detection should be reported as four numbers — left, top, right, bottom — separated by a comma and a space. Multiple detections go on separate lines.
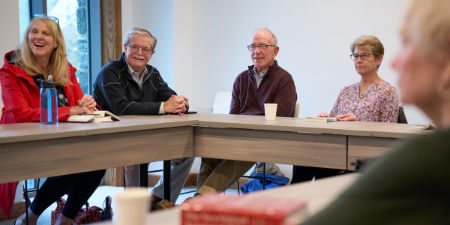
159, 102, 165, 114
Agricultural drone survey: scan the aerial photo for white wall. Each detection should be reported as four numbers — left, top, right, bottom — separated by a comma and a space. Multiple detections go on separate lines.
187, 0, 428, 124
123, 0, 430, 124
121, 0, 174, 86
0, 1, 20, 67
0, 0, 20, 105
4, 1, 428, 123
173, 0, 193, 101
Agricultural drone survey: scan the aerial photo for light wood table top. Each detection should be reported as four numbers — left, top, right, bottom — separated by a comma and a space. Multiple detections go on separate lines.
195, 113, 428, 138
0, 114, 428, 183
0, 115, 199, 144
0, 113, 428, 143
98, 173, 358, 225
0, 115, 198, 183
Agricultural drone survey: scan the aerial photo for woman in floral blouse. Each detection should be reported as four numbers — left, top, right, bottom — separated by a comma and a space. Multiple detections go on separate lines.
319, 35, 399, 122
292, 35, 400, 183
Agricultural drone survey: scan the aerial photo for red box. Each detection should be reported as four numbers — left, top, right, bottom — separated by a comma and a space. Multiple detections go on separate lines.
181, 193, 307, 225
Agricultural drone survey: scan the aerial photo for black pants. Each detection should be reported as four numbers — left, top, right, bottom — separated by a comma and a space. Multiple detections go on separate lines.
291, 166, 344, 184
30, 169, 106, 219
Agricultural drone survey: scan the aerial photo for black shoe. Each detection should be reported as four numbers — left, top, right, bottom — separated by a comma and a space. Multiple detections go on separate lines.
150, 194, 162, 211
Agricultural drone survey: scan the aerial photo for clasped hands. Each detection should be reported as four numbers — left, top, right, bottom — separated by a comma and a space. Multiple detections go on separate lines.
164, 95, 189, 114
317, 112, 358, 121
69, 94, 97, 115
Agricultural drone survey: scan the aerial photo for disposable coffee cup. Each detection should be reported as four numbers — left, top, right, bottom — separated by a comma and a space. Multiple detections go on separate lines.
113, 187, 150, 225
264, 103, 278, 120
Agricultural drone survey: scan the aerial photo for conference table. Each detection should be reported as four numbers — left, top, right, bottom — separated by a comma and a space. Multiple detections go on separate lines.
0, 113, 428, 199
98, 173, 359, 225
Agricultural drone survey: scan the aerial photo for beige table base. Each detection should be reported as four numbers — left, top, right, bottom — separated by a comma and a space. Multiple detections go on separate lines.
348, 136, 398, 170
0, 126, 193, 183
195, 127, 347, 169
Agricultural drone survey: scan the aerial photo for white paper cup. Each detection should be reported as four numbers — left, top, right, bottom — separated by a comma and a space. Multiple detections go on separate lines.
264, 103, 278, 120
113, 187, 150, 225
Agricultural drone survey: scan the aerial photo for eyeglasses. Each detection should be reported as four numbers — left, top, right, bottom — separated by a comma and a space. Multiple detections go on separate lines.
247, 44, 275, 52
127, 44, 154, 54
350, 53, 372, 61
33, 14, 60, 26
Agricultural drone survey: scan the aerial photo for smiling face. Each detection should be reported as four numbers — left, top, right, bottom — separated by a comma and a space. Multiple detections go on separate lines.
250, 30, 279, 73
28, 19, 57, 61
124, 34, 154, 73
353, 46, 383, 76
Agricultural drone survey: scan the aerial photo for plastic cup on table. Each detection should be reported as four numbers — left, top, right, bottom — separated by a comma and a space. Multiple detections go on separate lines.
264, 103, 278, 120
113, 187, 150, 225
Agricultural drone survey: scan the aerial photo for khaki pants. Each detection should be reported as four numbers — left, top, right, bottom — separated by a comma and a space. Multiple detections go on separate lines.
197, 158, 255, 194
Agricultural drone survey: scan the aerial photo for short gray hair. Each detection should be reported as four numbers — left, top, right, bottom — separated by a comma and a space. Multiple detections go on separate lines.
123, 27, 157, 49
254, 28, 278, 46
351, 35, 384, 59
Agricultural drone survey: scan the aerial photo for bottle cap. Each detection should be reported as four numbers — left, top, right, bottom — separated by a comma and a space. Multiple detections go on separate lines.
40, 75, 56, 88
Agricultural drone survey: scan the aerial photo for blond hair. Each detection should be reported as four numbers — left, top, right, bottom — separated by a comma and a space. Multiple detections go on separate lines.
351, 35, 384, 59
405, 0, 450, 62
16, 17, 69, 86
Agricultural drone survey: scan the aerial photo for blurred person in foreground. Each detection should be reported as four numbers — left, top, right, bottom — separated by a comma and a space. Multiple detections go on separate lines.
0, 16, 105, 225
302, 0, 450, 224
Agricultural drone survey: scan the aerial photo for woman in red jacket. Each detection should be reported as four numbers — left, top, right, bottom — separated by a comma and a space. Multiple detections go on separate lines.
0, 17, 105, 225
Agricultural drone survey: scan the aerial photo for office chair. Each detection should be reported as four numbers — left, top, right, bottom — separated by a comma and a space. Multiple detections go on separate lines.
398, 105, 408, 124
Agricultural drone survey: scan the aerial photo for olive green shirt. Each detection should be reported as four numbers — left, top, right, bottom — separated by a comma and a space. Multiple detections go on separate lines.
302, 128, 450, 225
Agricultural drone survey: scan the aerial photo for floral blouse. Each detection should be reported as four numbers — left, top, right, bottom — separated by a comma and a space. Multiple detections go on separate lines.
329, 81, 399, 122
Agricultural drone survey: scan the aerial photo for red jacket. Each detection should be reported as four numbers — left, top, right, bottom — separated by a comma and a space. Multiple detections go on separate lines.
0, 50, 84, 124
0, 50, 84, 218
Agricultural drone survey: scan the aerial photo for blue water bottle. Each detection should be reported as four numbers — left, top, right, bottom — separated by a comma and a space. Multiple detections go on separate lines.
40, 75, 58, 125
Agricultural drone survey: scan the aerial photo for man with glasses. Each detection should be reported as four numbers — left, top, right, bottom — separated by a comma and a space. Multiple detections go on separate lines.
93, 27, 193, 210
193, 28, 297, 196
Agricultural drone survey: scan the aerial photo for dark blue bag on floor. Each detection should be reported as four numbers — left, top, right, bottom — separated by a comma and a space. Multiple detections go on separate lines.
240, 174, 290, 193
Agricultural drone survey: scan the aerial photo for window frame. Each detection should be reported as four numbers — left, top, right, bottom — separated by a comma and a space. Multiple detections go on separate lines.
28, 0, 101, 94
